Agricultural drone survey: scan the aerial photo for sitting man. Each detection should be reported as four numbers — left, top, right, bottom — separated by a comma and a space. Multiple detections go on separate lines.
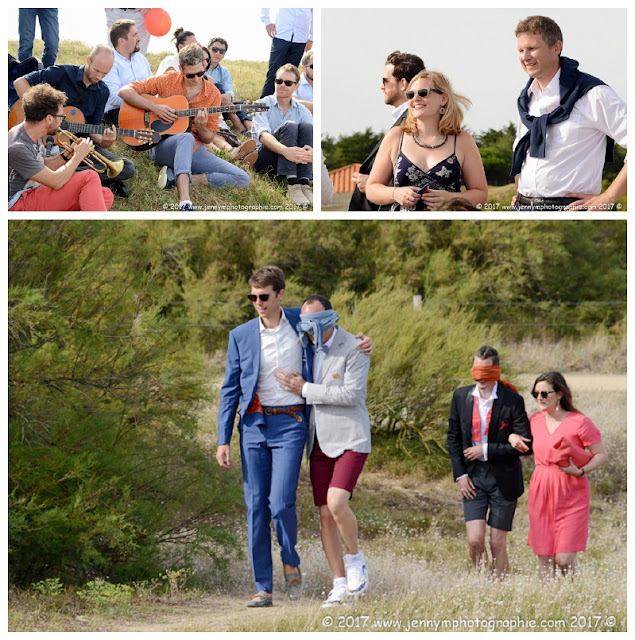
13, 44, 135, 199
9, 83, 114, 211
102, 19, 152, 126
251, 64, 313, 207
206, 37, 253, 135
293, 50, 313, 114
118, 42, 250, 211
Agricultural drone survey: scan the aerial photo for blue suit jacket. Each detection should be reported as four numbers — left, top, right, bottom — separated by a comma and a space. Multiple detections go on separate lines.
217, 308, 311, 445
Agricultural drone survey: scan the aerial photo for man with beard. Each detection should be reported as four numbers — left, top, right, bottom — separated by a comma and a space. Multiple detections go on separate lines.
293, 50, 313, 114
102, 19, 152, 126
349, 50, 424, 211
8, 83, 114, 211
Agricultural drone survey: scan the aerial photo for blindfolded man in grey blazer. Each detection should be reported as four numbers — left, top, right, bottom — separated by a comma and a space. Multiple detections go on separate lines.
275, 294, 371, 608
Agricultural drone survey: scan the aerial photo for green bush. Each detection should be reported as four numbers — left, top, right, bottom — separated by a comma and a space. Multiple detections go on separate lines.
8, 221, 243, 586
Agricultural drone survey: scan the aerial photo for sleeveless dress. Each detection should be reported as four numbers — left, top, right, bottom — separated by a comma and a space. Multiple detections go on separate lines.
393, 133, 462, 210
526, 411, 601, 556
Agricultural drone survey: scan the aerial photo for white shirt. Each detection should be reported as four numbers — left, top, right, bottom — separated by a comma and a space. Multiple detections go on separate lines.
103, 49, 152, 112
514, 69, 627, 198
471, 381, 499, 462
260, 8, 313, 43
294, 74, 313, 102
391, 101, 409, 124
156, 53, 180, 77
257, 312, 304, 406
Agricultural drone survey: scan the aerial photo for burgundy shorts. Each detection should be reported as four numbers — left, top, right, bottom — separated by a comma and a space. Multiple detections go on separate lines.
309, 438, 368, 507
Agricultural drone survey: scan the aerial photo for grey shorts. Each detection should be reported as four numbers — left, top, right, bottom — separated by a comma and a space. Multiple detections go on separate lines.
463, 462, 517, 532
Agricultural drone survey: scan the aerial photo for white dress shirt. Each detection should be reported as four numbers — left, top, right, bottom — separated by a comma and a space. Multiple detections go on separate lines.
514, 69, 627, 198
103, 49, 152, 112
471, 381, 498, 462
391, 101, 409, 124
260, 8, 313, 43
257, 312, 304, 406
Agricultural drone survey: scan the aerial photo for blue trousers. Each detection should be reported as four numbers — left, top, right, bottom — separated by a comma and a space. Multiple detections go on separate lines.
239, 409, 307, 593
151, 133, 250, 188
254, 121, 313, 180
18, 9, 59, 69
260, 38, 307, 98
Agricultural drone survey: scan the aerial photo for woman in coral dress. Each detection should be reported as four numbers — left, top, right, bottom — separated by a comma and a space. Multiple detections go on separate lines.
509, 372, 608, 577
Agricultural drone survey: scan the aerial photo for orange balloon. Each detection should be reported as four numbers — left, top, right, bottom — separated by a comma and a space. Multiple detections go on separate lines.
145, 9, 171, 37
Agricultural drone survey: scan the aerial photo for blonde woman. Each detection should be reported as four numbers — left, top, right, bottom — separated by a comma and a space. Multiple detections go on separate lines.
366, 71, 487, 211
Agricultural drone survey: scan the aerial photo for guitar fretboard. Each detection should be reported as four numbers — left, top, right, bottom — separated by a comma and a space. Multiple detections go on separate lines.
61, 122, 144, 138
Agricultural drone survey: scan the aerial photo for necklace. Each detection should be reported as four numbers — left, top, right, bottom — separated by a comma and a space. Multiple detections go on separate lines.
413, 132, 447, 149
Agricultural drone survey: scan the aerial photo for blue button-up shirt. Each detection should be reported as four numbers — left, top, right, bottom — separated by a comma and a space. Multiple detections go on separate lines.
205, 63, 234, 97
260, 8, 312, 43
103, 49, 152, 112
251, 93, 313, 149
22, 64, 110, 125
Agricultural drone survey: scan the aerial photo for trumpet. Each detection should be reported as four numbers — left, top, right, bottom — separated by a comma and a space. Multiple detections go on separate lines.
57, 129, 124, 178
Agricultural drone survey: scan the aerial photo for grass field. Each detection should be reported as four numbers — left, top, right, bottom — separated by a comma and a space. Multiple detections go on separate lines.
8, 334, 627, 631
9, 39, 308, 212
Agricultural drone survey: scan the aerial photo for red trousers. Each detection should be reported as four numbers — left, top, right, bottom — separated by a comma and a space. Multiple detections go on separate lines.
10, 171, 114, 211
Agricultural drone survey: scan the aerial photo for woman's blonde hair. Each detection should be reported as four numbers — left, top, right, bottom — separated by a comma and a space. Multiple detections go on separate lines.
402, 70, 471, 136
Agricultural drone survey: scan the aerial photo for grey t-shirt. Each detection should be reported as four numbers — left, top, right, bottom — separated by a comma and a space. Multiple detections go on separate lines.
8, 123, 46, 206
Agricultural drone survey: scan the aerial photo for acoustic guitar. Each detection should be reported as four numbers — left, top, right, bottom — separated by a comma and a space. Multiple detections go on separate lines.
118, 95, 270, 147
8, 101, 161, 146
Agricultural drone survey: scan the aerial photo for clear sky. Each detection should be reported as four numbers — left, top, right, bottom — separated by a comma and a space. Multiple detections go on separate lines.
323, 6, 628, 140
7, 5, 281, 60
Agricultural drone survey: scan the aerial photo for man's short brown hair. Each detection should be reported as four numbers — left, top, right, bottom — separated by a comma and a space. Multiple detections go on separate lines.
515, 15, 563, 47
385, 50, 425, 82
276, 63, 301, 83
109, 18, 135, 48
249, 265, 286, 292
22, 83, 67, 123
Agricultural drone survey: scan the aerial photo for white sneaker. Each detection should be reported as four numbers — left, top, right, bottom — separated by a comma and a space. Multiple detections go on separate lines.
345, 552, 368, 595
321, 583, 348, 608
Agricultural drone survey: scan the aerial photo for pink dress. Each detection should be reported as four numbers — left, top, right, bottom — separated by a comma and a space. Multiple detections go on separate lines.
527, 411, 601, 555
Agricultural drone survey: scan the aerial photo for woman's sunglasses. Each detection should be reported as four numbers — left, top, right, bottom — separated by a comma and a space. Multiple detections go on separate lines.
531, 390, 557, 399
405, 88, 444, 99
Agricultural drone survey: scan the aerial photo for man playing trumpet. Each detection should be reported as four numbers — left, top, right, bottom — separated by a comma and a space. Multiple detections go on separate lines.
8, 83, 114, 211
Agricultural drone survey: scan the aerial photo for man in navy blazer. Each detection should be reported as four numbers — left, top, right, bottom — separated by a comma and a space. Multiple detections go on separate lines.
216, 265, 371, 607
447, 345, 531, 578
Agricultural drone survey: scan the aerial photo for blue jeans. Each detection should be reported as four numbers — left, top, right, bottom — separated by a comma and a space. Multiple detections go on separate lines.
18, 9, 59, 69
260, 38, 306, 98
151, 133, 250, 188
254, 121, 313, 180
239, 409, 307, 593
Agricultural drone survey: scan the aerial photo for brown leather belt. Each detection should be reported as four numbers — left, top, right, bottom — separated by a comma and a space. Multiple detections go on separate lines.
263, 405, 305, 422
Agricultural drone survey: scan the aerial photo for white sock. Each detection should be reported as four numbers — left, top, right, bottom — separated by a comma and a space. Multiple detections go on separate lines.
333, 577, 347, 588
179, 200, 192, 209
345, 551, 364, 563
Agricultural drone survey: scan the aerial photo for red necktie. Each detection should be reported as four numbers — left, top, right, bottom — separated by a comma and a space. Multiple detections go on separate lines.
472, 396, 492, 444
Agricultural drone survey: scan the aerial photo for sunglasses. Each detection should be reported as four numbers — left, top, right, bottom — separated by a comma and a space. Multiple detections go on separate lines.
531, 390, 557, 399
247, 293, 272, 302
308, 64, 313, 69
211, 46, 226, 54
406, 88, 444, 100
184, 70, 205, 79
275, 78, 297, 86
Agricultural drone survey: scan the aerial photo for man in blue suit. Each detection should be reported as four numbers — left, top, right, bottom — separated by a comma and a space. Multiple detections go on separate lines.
216, 265, 371, 607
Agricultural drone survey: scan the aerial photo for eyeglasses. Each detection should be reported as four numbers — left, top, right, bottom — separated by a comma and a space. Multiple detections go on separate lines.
51, 113, 67, 120
406, 88, 444, 100
184, 70, 205, 79
531, 390, 557, 399
247, 293, 272, 302
275, 78, 297, 86
211, 46, 226, 54
381, 77, 393, 86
